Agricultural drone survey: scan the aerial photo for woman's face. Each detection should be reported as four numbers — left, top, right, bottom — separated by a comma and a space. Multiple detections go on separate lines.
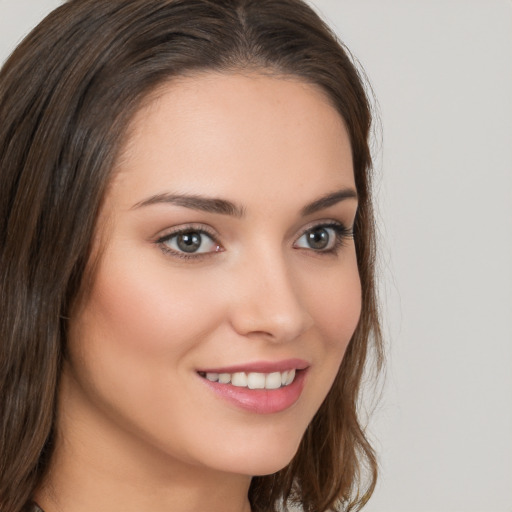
64, 72, 361, 478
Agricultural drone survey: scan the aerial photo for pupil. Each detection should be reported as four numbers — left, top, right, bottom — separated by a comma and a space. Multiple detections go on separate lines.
307, 228, 329, 249
177, 232, 201, 252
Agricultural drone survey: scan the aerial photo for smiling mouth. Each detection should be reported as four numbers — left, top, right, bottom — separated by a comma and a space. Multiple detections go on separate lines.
197, 369, 297, 390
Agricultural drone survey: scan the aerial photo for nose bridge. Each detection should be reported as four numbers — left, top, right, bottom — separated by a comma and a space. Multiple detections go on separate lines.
229, 245, 313, 342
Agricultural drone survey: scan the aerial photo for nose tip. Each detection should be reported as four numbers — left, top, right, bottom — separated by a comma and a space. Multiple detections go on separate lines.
229, 261, 314, 343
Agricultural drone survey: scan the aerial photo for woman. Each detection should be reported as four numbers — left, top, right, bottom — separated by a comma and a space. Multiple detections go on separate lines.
0, 1, 382, 511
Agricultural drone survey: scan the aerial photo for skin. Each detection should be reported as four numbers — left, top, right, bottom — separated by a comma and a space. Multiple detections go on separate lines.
37, 72, 361, 512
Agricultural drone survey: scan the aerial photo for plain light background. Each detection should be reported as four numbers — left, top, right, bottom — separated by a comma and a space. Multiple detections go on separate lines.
1, 2, 511, 512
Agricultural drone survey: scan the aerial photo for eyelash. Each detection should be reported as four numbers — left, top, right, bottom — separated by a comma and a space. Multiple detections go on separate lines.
155, 221, 353, 261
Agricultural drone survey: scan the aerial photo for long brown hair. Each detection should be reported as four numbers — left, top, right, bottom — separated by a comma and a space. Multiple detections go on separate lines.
0, 1, 382, 511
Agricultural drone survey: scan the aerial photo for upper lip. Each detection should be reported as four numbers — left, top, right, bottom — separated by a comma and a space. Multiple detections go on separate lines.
197, 358, 309, 374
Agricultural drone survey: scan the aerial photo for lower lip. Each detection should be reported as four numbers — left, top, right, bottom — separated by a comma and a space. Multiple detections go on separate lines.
200, 370, 307, 414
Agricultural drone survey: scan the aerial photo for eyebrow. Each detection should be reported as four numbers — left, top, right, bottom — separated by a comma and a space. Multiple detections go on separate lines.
131, 193, 245, 217
131, 188, 357, 217
300, 188, 358, 216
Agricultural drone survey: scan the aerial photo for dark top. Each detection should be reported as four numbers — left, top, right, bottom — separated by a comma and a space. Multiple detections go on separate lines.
23, 502, 44, 512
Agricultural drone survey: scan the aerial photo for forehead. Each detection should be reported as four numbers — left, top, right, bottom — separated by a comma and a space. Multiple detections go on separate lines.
111, 72, 354, 211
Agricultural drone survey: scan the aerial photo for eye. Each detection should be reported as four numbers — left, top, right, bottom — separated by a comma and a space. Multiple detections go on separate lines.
294, 223, 352, 252
158, 228, 221, 256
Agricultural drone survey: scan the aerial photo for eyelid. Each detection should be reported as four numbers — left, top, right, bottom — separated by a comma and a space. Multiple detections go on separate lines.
155, 222, 218, 241
296, 219, 354, 239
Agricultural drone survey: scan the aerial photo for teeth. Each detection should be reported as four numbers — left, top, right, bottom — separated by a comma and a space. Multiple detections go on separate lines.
265, 372, 282, 390
231, 372, 248, 387
204, 370, 298, 389
285, 369, 295, 386
247, 372, 265, 389
218, 373, 231, 384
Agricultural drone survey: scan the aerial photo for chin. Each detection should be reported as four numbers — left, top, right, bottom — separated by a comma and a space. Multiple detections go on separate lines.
207, 433, 303, 477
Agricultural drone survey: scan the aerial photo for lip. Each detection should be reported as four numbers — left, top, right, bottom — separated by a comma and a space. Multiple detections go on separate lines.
196, 358, 309, 375
197, 359, 309, 415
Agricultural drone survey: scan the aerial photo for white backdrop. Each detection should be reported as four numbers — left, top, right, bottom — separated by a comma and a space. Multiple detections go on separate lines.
1, 2, 511, 512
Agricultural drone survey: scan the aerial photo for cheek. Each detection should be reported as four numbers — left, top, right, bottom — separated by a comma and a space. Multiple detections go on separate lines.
306, 257, 362, 352
65, 249, 229, 456
297, 254, 362, 403
75, 250, 216, 352
67, 248, 224, 404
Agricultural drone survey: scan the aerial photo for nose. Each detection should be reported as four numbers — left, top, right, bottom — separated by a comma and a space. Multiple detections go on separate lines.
228, 251, 314, 343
